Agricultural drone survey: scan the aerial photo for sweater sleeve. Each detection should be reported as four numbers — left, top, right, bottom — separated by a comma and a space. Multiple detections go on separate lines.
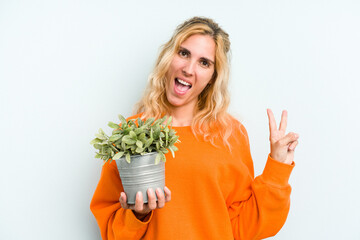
90, 160, 153, 240
229, 124, 295, 240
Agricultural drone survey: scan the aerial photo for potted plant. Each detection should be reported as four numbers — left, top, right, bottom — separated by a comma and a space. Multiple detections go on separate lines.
90, 114, 179, 204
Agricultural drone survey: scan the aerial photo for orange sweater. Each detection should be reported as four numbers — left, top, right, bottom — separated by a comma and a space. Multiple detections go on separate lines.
90, 117, 294, 240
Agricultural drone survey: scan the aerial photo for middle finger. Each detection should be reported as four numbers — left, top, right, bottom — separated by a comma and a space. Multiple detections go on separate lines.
147, 188, 157, 210
279, 110, 288, 132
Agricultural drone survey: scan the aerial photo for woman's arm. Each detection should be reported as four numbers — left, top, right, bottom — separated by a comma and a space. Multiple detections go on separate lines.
230, 110, 298, 239
229, 154, 294, 240
90, 161, 152, 240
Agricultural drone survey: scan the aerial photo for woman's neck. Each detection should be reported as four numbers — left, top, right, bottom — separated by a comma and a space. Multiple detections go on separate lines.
170, 106, 195, 127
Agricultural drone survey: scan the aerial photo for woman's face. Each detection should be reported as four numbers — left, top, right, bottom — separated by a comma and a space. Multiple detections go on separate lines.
165, 34, 216, 112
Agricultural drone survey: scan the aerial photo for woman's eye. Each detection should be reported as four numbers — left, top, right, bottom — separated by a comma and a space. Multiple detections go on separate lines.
200, 60, 209, 67
179, 50, 188, 57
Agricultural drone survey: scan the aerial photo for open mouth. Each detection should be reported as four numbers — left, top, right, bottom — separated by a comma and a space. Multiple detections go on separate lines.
174, 78, 192, 94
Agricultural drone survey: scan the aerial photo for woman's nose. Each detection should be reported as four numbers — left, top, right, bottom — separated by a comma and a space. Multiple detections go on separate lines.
182, 61, 195, 76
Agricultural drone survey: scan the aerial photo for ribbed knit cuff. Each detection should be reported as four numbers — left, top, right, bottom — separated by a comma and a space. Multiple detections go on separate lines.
125, 209, 153, 229
261, 154, 295, 187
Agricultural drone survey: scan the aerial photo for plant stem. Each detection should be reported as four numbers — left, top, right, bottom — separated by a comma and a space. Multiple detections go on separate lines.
109, 143, 119, 152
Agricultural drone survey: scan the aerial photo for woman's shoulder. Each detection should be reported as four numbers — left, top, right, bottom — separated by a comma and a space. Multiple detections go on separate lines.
226, 114, 250, 146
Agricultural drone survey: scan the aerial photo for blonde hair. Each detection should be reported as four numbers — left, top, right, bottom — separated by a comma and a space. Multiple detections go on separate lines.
134, 16, 239, 149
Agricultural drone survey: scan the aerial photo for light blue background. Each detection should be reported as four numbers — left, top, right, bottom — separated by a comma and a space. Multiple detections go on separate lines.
1, 0, 359, 239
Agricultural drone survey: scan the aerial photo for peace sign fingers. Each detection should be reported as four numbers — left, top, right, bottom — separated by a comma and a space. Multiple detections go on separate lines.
266, 108, 299, 164
267, 109, 288, 138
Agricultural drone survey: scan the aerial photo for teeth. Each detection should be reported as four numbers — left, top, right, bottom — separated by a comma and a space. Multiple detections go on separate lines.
177, 78, 191, 86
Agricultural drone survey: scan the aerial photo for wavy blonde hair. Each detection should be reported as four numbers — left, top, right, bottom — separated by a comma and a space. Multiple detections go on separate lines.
134, 16, 240, 148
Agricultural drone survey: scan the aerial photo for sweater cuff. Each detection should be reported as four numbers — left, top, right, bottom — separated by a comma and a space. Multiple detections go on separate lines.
261, 154, 295, 187
124, 209, 153, 229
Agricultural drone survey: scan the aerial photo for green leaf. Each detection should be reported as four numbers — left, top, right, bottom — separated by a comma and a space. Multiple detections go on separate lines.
136, 140, 143, 148
90, 138, 102, 145
137, 117, 144, 127
165, 116, 172, 128
153, 117, 164, 126
153, 126, 160, 139
93, 144, 102, 150
95, 133, 107, 140
169, 129, 176, 136
122, 123, 129, 130
170, 135, 179, 145
135, 147, 144, 153
129, 131, 137, 139
145, 118, 155, 126
109, 134, 122, 142
168, 146, 175, 158
160, 148, 168, 154
165, 131, 169, 145
128, 119, 137, 128
156, 152, 166, 163
113, 151, 124, 160
99, 128, 105, 135
125, 153, 131, 163
138, 133, 146, 140
112, 129, 122, 134
118, 114, 127, 125
121, 142, 126, 150
144, 138, 153, 148
108, 121, 120, 129
155, 153, 161, 164
122, 135, 136, 145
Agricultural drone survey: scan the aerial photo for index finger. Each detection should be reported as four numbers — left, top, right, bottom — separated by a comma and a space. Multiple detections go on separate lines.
119, 192, 130, 209
267, 109, 277, 134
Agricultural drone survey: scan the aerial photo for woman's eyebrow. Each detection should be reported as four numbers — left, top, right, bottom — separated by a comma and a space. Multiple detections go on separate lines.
179, 46, 190, 54
179, 46, 215, 65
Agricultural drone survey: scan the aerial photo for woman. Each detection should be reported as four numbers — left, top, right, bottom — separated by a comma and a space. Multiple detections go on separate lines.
90, 17, 299, 239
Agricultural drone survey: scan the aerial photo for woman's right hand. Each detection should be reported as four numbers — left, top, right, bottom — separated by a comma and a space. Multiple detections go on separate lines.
119, 186, 171, 221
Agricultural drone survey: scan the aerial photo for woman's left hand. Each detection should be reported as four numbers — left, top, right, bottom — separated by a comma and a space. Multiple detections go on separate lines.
267, 109, 299, 165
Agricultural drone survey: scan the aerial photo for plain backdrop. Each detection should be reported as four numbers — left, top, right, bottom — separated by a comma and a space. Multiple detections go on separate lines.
1, 0, 359, 239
